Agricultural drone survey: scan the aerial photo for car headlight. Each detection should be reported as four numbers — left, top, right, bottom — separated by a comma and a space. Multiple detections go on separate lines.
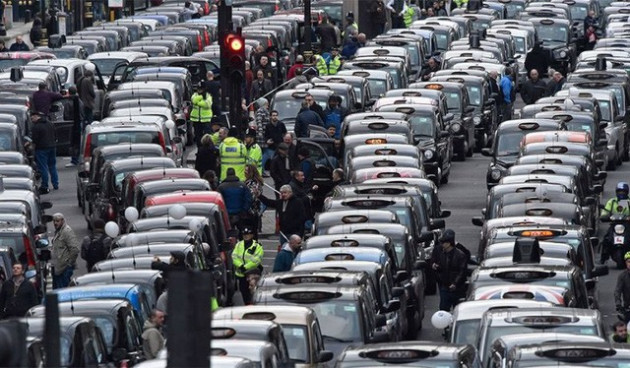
451, 123, 462, 133
615, 224, 626, 235
553, 48, 568, 58
560, 50, 567, 58
490, 168, 502, 180
424, 150, 434, 160
473, 116, 481, 125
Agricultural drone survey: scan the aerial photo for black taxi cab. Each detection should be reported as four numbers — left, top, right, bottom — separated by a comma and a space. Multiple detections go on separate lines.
505, 342, 630, 368
481, 119, 562, 188
335, 341, 480, 368
312, 209, 399, 236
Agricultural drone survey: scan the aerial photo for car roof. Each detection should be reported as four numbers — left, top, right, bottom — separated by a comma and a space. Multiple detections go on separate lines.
28, 299, 133, 317
453, 299, 555, 321
213, 305, 317, 325
105, 157, 175, 170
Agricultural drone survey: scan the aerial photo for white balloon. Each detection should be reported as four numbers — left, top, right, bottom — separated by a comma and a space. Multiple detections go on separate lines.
170, 204, 187, 220
104, 221, 120, 238
125, 233, 138, 247
189, 218, 202, 232
165, 120, 176, 130
431, 310, 453, 329
85, 62, 96, 71
125, 207, 139, 223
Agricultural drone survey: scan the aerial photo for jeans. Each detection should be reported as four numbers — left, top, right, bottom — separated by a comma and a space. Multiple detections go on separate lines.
262, 148, 275, 171
35, 148, 59, 190
53, 266, 74, 289
439, 286, 460, 311
83, 107, 94, 125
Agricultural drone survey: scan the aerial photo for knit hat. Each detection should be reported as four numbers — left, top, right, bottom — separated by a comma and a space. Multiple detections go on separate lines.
256, 97, 268, 109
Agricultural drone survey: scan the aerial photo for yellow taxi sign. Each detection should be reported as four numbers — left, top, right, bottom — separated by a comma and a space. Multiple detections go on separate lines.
424, 84, 444, 90
366, 138, 388, 144
519, 230, 555, 237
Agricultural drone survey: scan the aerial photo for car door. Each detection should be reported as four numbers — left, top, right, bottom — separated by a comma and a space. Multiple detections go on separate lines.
435, 112, 451, 173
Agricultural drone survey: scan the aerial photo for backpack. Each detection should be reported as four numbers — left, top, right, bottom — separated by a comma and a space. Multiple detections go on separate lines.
84, 233, 107, 264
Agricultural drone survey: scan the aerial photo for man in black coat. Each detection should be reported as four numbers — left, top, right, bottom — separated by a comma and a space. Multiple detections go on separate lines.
0, 263, 39, 318
305, 93, 326, 122
520, 69, 548, 105
259, 184, 306, 243
546, 71, 565, 96
31, 111, 59, 194
430, 229, 468, 311
270, 143, 292, 192
203, 71, 222, 118
315, 16, 338, 53
524, 43, 550, 77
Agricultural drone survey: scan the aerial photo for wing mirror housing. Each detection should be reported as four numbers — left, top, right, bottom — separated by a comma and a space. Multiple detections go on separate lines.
481, 148, 492, 157
592, 265, 608, 277
429, 219, 445, 230
317, 351, 334, 363
440, 210, 451, 218
391, 286, 405, 298
471, 216, 484, 226
384, 299, 401, 313
394, 270, 409, 283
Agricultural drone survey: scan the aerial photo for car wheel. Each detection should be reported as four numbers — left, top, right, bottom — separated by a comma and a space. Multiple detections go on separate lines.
623, 144, 630, 161
607, 149, 618, 171
618, 148, 624, 166
186, 122, 194, 146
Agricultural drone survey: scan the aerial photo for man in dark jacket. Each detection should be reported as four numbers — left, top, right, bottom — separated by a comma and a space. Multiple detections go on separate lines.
0, 263, 39, 318
525, 43, 550, 77
295, 102, 324, 138
264, 110, 287, 171
272, 235, 302, 272
369, 0, 388, 36
260, 185, 307, 243
270, 143, 292, 192
77, 69, 96, 124
151, 251, 188, 282
520, 69, 548, 105
430, 229, 468, 311
32, 82, 64, 115
584, 10, 598, 34
315, 16, 338, 53
31, 111, 58, 194
250, 70, 273, 101
306, 93, 326, 122
29, 18, 44, 47
80, 219, 113, 272
203, 71, 222, 118
217, 168, 253, 228
254, 56, 277, 87
9, 35, 29, 51
546, 71, 565, 96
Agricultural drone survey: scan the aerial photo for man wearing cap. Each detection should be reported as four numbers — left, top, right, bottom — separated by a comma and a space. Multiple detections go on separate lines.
245, 128, 263, 175
31, 111, 59, 194
430, 229, 468, 311
231, 227, 264, 304
219, 127, 248, 182
32, 82, 64, 116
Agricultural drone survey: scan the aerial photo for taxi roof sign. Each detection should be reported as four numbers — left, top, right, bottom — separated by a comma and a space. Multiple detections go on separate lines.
341, 215, 369, 223
276, 291, 342, 301
492, 270, 556, 282
424, 84, 444, 90
278, 275, 341, 284
518, 122, 540, 130
539, 347, 613, 361
365, 138, 388, 144
242, 312, 276, 321
361, 349, 437, 363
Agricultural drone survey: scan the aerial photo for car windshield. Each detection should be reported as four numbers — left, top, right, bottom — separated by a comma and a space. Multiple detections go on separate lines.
609, 86, 624, 113
93, 317, 116, 349
352, 85, 363, 100
54, 49, 81, 58
472, 19, 491, 31
91, 131, 161, 155
405, 45, 420, 66
570, 5, 588, 21
514, 37, 526, 53
467, 85, 481, 106
0, 131, 13, 151
445, 91, 462, 112
282, 324, 309, 363
90, 58, 127, 76
0, 59, 29, 69
505, 3, 524, 17
565, 121, 593, 135
483, 325, 597, 361
367, 79, 387, 97
309, 301, 362, 342
54, 67, 69, 84
536, 25, 569, 43
435, 33, 449, 51
496, 131, 525, 156
598, 100, 611, 121
0, 235, 25, 264
453, 319, 480, 345
272, 98, 327, 121
409, 114, 436, 137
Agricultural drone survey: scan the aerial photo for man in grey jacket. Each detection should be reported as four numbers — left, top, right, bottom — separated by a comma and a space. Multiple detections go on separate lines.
51, 213, 80, 289
142, 309, 166, 359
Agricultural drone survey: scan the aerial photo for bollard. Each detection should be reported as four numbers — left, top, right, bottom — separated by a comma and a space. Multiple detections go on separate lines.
5, 4, 12, 30
24, 9, 30, 23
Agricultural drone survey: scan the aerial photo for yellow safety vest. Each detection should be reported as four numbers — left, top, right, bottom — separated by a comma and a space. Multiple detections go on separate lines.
219, 137, 247, 181
247, 143, 263, 175
403, 7, 415, 28
328, 56, 341, 75
232, 240, 264, 278
454, 0, 468, 7
316, 56, 328, 76
190, 92, 213, 123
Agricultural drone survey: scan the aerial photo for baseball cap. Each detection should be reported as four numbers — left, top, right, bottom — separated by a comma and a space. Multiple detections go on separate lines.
438, 229, 455, 244
245, 128, 256, 137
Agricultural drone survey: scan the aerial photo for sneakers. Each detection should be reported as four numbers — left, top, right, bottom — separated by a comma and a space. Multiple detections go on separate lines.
39, 188, 49, 195
65, 163, 77, 168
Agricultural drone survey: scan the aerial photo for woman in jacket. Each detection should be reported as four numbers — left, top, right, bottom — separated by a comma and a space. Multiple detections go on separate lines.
244, 164, 264, 236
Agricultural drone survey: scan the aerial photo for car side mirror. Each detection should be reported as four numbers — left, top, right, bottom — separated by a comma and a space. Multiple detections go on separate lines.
429, 218, 445, 230
41, 201, 53, 210
440, 131, 450, 138
472, 216, 484, 226
35, 238, 49, 248
464, 106, 475, 114
374, 314, 387, 328
34, 225, 47, 234
599, 122, 608, 129
595, 159, 605, 168
78, 171, 89, 179
440, 210, 451, 218
172, 136, 183, 144
42, 215, 53, 223
589, 236, 599, 247
317, 350, 334, 363
87, 183, 100, 193
583, 197, 595, 206
414, 260, 427, 270
591, 185, 603, 194
111, 347, 128, 362
365, 99, 376, 107
391, 286, 405, 298
418, 231, 434, 243
595, 171, 607, 181
615, 116, 625, 123
481, 148, 492, 157
444, 113, 454, 122
176, 118, 187, 126
484, 98, 495, 107
394, 270, 409, 283
384, 299, 401, 313
592, 265, 608, 277
354, 102, 362, 110
369, 330, 389, 343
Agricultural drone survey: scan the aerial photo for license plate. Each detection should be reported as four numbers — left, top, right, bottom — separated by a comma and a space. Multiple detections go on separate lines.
615, 236, 625, 244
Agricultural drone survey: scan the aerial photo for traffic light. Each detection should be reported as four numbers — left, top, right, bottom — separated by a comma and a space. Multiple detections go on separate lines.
222, 31, 246, 125
0, 320, 27, 366
224, 32, 245, 78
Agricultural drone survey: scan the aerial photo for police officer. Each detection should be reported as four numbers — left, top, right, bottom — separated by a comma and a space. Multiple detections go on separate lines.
315, 54, 328, 76
403, 2, 415, 28
232, 227, 264, 305
615, 251, 630, 322
219, 127, 248, 182
602, 182, 630, 218
190, 85, 214, 147
328, 48, 342, 75
245, 128, 263, 175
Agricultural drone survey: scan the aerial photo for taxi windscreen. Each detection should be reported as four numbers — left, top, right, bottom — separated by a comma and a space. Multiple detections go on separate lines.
367, 78, 388, 97
453, 319, 480, 345
409, 114, 436, 138
90, 131, 162, 155
0, 59, 29, 70
308, 301, 361, 343
496, 132, 525, 156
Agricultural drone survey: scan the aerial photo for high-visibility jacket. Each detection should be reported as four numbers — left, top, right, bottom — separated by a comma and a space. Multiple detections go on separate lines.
328, 56, 341, 75
211, 131, 221, 146
247, 143, 263, 175
219, 137, 247, 181
403, 6, 415, 28
232, 240, 264, 278
602, 197, 630, 217
316, 56, 328, 76
454, 0, 468, 7
211, 297, 219, 311
190, 92, 213, 123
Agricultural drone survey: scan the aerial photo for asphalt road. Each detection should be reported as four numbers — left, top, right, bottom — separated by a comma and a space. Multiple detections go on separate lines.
47, 133, 626, 342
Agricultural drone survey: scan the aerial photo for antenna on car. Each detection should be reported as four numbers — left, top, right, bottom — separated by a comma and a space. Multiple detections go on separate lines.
110, 258, 116, 282
70, 296, 75, 315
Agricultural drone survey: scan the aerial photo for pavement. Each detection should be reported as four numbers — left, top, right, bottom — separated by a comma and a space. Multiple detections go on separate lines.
1, 20, 33, 47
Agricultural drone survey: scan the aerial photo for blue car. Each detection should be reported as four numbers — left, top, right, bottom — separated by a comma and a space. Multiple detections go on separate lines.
53, 283, 153, 323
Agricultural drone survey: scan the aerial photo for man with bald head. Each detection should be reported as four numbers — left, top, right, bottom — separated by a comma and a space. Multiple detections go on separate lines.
520, 69, 548, 105
272, 234, 303, 272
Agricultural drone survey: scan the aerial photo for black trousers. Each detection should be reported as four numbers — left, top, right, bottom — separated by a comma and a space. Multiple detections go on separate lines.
237, 276, 252, 304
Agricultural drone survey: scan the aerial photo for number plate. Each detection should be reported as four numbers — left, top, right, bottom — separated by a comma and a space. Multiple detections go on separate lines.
615, 236, 625, 244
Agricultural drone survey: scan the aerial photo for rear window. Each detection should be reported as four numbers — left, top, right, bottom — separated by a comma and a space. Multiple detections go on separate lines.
0, 131, 14, 151
0, 235, 25, 263
90, 131, 161, 155
0, 59, 29, 69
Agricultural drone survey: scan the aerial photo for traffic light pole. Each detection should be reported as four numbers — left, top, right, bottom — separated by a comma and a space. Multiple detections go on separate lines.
303, 0, 313, 64
218, 0, 233, 113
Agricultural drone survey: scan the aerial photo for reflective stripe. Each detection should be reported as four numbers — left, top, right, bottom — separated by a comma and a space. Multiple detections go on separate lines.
232, 240, 264, 277
328, 57, 341, 74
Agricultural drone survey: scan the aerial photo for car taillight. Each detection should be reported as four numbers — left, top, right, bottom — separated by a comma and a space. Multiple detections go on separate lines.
275, 3, 279, 12
83, 134, 92, 159
205, 3, 210, 15
197, 35, 203, 51
268, 39, 272, 48
158, 132, 167, 154
204, 31, 210, 45
107, 204, 116, 221
120, 359, 129, 368
24, 235, 36, 268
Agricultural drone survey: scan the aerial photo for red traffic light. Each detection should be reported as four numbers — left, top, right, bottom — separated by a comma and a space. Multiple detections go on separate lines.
226, 34, 244, 52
